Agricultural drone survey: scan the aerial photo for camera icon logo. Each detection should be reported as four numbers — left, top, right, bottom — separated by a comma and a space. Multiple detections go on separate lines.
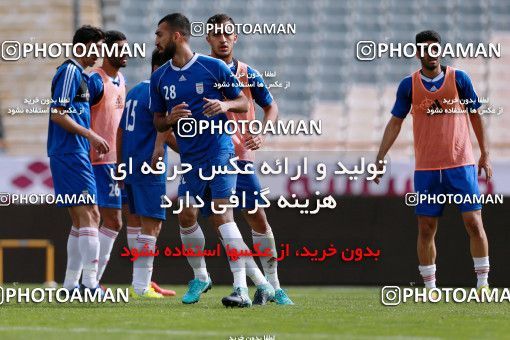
405, 192, 419, 207
191, 22, 205, 37
2, 41, 21, 61
177, 117, 197, 138
0, 192, 11, 206
356, 41, 376, 61
381, 286, 401, 306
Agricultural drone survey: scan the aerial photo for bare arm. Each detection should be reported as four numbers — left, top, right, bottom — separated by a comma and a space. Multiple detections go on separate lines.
50, 108, 109, 154
245, 101, 279, 150
116, 126, 123, 166
166, 130, 179, 154
374, 115, 404, 184
153, 102, 191, 132
223, 92, 249, 113
153, 111, 168, 132
155, 131, 168, 149
115, 126, 125, 187
50, 108, 92, 137
151, 131, 170, 168
202, 92, 249, 116
261, 101, 278, 129
469, 111, 493, 180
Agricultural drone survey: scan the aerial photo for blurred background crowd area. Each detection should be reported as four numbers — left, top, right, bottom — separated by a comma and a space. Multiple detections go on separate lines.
0, 0, 509, 161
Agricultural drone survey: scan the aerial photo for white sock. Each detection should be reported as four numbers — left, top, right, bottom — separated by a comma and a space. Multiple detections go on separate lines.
97, 226, 119, 281
218, 234, 267, 286
127, 226, 141, 249
473, 256, 490, 288
180, 223, 208, 281
79, 227, 100, 288
132, 234, 156, 295
252, 227, 280, 289
245, 255, 269, 287
419, 264, 437, 289
63, 226, 82, 289
218, 222, 248, 288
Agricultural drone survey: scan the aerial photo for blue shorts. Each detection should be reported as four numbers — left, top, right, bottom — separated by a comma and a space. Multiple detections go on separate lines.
49, 153, 97, 207
414, 164, 482, 217
180, 152, 237, 217
125, 182, 166, 220
93, 164, 122, 209
234, 160, 263, 209
178, 159, 262, 211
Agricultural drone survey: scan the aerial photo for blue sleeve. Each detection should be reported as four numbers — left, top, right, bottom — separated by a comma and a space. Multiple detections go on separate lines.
218, 61, 242, 99
51, 64, 80, 109
455, 70, 482, 112
88, 73, 104, 106
247, 66, 274, 108
391, 76, 412, 119
149, 69, 166, 113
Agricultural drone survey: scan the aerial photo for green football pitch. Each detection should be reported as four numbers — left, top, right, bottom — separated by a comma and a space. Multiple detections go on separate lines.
0, 285, 509, 339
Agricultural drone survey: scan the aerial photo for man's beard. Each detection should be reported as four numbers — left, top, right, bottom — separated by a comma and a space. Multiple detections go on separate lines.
161, 42, 176, 60
109, 57, 126, 68
421, 58, 438, 71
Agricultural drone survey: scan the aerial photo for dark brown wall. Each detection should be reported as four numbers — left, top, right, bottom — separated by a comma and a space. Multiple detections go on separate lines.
1, 197, 509, 286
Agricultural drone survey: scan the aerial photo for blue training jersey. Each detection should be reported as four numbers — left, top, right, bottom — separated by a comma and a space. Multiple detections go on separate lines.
48, 59, 91, 156
88, 72, 125, 106
228, 59, 273, 108
120, 80, 167, 184
150, 53, 242, 164
391, 67, 482, 119
88, 72, 104, 106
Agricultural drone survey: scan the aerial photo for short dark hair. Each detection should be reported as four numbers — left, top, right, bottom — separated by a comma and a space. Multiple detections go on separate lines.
415, 30, 441, 45
104, 30, 126, 47
206, 13, 235, 26
158, 13, 191, 39
151, 49, 170, 70
72, 25, 104, 45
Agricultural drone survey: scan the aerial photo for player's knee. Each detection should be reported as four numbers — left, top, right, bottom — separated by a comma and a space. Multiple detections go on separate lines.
146, 224, 161, 237
77, 206, 100, 226
464, 217, 484, 239
104, 215, 122, 231
88, 206, 101, 226
141, 218, 162, 237
70, 213, 79, 227
251, 218, 270, 234
154, 224, 162, 237
126, 214, 141, 227
253, 224, 269, 234
178, 210, 197, 228
418, 222, 436, 240
108, 219, 123, 232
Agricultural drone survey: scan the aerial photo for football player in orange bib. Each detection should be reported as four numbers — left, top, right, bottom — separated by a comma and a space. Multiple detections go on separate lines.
375, 30, 492, 295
